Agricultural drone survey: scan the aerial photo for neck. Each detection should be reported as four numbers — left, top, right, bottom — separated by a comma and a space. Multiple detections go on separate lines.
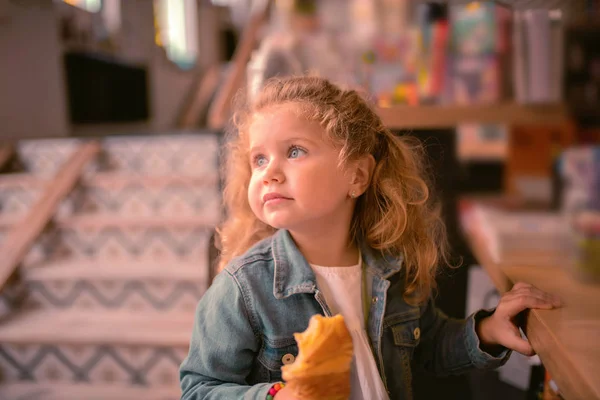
289, 220, 358, 267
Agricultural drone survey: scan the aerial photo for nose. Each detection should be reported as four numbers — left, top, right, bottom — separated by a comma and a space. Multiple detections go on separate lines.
262, 158, 285, 184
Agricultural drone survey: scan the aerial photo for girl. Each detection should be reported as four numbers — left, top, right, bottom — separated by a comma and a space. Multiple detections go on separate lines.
180, 76, 561, 400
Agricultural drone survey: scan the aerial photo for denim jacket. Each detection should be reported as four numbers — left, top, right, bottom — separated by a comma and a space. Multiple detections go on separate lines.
180, 229, 510, 399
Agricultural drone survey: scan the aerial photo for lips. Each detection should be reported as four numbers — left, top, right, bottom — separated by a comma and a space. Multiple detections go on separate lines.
263, 192, 292, 203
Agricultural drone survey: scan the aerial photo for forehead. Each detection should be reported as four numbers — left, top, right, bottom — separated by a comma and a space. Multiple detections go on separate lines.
248, 105, 325, 145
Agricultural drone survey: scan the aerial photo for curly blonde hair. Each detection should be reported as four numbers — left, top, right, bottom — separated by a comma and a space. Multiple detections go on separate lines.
217, 76, 448, 304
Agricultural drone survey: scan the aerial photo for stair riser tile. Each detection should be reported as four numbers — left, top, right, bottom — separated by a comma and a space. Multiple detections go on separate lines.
22, 227, 211, 266
0, 343, 187, 388
16, 139, 83, 178
101, 136, 218, 176
0, 186, 42, 219
23, 280, 205, 313
72, 186, 221, 219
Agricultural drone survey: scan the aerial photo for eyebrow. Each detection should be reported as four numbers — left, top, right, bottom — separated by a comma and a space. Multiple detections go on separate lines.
281, 136, 319, 145
249, 136, 319, 153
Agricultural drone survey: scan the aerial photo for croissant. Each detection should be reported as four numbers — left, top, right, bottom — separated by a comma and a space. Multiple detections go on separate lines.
281, 314, 354, 400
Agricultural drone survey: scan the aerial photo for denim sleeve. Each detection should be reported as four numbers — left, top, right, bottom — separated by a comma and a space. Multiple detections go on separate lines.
413, 296, 511, 376
180, 271, 272, 399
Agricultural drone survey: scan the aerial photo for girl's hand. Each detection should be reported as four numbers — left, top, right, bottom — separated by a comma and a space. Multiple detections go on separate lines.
273, 385, 300, 400
476, 282, 563, 356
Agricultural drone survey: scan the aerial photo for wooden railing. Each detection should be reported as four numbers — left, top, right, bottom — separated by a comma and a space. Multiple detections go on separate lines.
0, 142, 101, 293
178, 64, 222, 129
207, 3, 271, 130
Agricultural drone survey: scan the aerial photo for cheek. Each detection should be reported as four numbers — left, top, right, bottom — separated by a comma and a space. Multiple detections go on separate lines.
295, 167, 348, 201
247, 176, 262, 210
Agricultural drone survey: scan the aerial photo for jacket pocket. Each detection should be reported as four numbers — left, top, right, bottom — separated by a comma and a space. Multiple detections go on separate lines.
385, 307, 421, 348
257, 338, 299, 382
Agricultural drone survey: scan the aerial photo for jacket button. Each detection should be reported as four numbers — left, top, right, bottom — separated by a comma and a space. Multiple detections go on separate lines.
413, 327, 421, 340
372, 297, 378, 304
282, 354, 295, 365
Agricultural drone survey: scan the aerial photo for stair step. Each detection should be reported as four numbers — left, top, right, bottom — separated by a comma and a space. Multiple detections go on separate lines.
0, 309, 194, 345
0, 310, 192, 387
0, 382, 180, 400
0, 172, 48, 187
21, 261, 207, 312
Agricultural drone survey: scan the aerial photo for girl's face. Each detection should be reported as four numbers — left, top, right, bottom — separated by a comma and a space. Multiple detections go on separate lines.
247, 105, 354, 233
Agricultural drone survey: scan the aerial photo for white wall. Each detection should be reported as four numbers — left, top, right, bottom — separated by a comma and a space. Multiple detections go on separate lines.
0, 0, 69, 139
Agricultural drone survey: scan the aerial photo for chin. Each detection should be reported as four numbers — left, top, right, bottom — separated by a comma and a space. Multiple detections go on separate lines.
262, 215, 300, 231
264, 219, 291, 230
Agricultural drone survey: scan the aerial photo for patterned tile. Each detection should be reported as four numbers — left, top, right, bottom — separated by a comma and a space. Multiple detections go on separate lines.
25, 279, 204, 312
101, 135, 219, 176
59, 226, 211, 262
19, 226, 211, 266
0, 344, 185, 387
17, 139, 83, 177
0, 185, 42, 218
74, 185, 221, 218
0, 279, 27, 317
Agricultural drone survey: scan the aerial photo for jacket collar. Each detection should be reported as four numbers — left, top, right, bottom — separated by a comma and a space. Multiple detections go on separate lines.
271, 229, 403, 299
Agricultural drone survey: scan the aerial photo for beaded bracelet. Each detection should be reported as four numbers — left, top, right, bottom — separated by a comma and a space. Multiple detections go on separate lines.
266, 382, 285, 400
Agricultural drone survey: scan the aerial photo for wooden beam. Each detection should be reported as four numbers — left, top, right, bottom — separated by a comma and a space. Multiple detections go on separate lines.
207, 3, 270, 130
179, 64, 222, 129
0, 142, 101, 292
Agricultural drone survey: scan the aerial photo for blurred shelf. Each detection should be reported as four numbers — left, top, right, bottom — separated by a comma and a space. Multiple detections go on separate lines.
377, 103, 570, 129
420, 0, 574, 10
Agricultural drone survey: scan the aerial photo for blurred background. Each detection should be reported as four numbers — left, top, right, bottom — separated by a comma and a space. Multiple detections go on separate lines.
0, 0, 599, 399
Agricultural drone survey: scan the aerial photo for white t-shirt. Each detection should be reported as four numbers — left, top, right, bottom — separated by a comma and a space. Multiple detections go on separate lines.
311, 258, 390, 400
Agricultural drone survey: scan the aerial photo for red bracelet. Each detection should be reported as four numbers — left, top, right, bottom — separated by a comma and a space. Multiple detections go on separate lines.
266, 382, 285, 399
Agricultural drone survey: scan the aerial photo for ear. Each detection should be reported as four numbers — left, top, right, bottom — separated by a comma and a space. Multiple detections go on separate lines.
348, 154, 375, 197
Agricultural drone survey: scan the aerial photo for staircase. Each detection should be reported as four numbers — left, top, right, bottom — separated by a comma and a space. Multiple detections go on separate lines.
0, 134, 221, 399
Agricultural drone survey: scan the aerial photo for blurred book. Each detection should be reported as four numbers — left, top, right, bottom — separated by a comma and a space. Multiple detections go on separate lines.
513, 9, 564, 104
416, 3, 449, 102
559, 146, 600, 212
446, 2, 512, 104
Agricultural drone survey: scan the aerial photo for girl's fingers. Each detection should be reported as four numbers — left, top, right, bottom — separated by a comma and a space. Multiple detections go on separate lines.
502, 295, 556, 316
504, 287, 563, 307
502, 333, 535, 356
512, 282, 532, 291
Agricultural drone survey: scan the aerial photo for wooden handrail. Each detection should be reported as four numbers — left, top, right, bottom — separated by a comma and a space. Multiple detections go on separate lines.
460, 198, 600, 400
0, 141, 101, 293
207, 3, 270, 130
179, 64, 222, 129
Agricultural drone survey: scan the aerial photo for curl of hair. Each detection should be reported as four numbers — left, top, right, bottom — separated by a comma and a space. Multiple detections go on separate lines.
217, 76, 449, 305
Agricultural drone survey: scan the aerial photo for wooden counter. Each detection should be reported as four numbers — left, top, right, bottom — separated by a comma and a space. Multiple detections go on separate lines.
460, 201, 600, 400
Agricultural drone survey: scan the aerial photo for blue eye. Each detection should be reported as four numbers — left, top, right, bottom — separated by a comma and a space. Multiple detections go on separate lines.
253, 155, 267, 167
288, 146, 306, 159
